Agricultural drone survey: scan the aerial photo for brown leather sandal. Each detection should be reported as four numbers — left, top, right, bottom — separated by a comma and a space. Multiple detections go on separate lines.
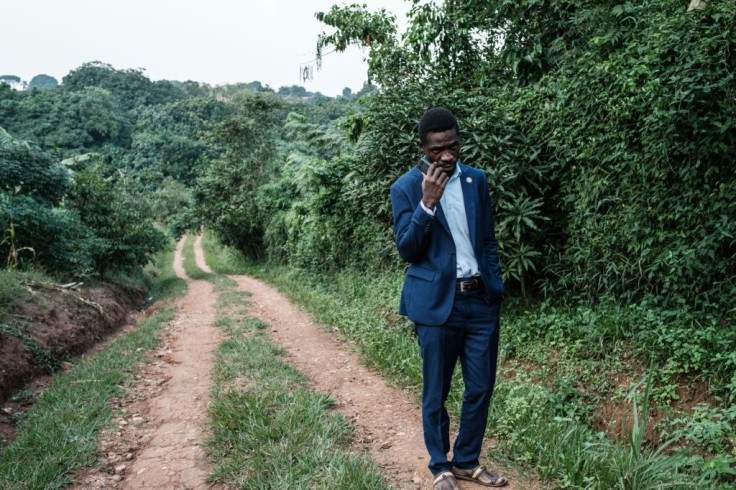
433, 471, 460, 490
452, 465, 508, 487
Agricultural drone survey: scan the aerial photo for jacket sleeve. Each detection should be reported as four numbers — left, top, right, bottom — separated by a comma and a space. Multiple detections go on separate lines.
390, 178, 435, 264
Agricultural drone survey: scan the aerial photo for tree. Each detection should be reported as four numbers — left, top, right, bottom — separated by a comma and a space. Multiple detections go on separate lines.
0, 75, 23, 90
0, 129, 91, 273
28, 74, 59, 90
194, 92, 286, 259
119, 96, 229, 186
62, 61, 182, 109
313, 0, 736, 310
67, 161, 167, 275
0, 85, 132, 152
315, 4, 398, 86
0, 127, 70, 204
278, 85, 309, 98
1, 127, 167, 276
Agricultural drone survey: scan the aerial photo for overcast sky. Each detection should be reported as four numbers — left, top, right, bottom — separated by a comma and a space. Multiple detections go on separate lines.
1, 0, 412, 97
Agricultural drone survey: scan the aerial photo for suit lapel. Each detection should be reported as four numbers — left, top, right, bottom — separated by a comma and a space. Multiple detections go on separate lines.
461, 167, 478, 247
435, 203, 451, 236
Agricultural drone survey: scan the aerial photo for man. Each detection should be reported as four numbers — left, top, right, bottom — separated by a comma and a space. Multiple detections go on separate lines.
390, 108, 508, 489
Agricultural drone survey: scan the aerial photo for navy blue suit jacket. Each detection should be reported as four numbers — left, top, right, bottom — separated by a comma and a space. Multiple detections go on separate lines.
390, 162, 505, 326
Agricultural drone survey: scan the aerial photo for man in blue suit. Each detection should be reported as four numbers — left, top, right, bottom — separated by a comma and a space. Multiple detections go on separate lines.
390, 108, 508, 489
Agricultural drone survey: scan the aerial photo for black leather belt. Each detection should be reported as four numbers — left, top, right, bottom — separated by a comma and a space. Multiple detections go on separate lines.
456, 277, 482, 292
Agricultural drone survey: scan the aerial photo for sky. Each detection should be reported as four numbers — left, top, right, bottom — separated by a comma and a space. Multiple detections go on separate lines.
1, 0, 413, 97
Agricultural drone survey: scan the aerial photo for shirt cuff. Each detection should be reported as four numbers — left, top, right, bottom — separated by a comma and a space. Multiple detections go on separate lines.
420, 201, 435, 216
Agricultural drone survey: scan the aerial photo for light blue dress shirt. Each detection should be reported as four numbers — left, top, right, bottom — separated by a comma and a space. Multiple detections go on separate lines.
421, 164, 479, 278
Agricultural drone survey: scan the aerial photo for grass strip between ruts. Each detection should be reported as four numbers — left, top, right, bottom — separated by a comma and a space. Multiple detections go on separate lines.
203, 268, 389, 488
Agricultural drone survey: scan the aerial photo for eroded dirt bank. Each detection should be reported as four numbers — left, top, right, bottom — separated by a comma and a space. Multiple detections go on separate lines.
0, 280, 144, 404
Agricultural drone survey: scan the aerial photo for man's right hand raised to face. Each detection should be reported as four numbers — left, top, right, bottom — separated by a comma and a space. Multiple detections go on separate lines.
422, 162, 450, 210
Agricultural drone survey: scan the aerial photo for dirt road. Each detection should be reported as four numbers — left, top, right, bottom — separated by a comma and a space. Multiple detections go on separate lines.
75, 235, 511, 489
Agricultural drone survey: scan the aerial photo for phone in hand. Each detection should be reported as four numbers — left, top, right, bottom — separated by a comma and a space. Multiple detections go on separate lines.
418, 156, 432, 174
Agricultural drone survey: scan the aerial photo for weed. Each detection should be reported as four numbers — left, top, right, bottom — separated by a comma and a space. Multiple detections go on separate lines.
576, 374, 691, 489
1, 219, 35, 268
0, 270, 25, 315
666, 402, 736, 454
181, 233, 237, 291
9, 389, 35, 404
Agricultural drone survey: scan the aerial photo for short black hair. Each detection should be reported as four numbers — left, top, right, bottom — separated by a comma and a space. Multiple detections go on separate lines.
418, 107, 458, 144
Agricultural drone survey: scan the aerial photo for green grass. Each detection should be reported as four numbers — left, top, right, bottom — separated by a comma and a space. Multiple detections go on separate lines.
200, 229, 252, 275
0, 308, 174, 489
202, 246, 388, 489
145, 240, 188, 302
181, 233, 237, 291
0, 269, 25, 315
0, 268, 50, 316
181, 232, 211, 280
200, 231, 422, 386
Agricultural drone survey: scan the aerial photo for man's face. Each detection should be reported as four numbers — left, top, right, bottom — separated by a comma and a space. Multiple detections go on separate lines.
420, 129, 460, 176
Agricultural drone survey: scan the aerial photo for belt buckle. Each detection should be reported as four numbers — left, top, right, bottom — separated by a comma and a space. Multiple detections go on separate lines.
458, 279, 474, 292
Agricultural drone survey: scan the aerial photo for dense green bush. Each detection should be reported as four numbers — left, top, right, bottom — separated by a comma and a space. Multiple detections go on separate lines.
1, 128, 166, 276
0, 127, 70, 203
62, 61, 183, 110
537, 0, 736, 311
0, 128, 92, 273
0, 193, 93, 273
315, 0, 735, 314
299, 0, 736, 416
67, 163, 167, 275
0, 85, 132, 153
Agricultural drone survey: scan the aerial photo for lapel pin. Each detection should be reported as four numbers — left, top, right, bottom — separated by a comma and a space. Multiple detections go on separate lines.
466, 177, 472, 183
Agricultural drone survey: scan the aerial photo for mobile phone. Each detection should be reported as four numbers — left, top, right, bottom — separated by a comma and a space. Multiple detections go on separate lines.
418, 156, 432, 174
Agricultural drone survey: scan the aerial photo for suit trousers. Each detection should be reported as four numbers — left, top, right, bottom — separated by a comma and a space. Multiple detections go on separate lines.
415, 288, 500, 475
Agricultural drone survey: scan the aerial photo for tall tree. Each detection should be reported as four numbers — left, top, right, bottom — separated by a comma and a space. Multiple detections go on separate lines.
28, 74, 59, 90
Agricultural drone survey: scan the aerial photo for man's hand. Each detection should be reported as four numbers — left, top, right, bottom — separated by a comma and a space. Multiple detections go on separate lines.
421, 162, 449, 210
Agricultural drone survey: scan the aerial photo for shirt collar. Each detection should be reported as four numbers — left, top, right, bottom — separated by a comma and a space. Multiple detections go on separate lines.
448, 163, 462, 182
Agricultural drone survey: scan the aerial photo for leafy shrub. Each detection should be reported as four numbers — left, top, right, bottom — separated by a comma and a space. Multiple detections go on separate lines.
0, 193, 94, 274
0, 87, 132, 152
1, 126, 168, 276
667, 403, 736, 454
0, 127, 70, 204
67, 163, 168, 274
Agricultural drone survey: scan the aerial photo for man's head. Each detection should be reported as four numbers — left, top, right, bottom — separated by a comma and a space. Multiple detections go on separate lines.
418, 107, 460, 175
418, 107, 458, 145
